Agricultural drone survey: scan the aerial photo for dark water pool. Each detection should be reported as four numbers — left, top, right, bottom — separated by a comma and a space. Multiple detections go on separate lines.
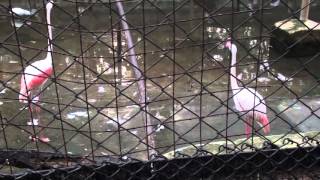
0, 1, 320, 160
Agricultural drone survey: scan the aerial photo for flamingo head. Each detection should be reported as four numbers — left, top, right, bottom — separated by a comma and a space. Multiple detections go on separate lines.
225, 38, 237, 54
46, 0, 53, 10
225, 38, 232, 49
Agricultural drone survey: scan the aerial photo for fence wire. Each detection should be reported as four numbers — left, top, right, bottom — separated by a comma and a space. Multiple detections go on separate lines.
0, 0, 320, 179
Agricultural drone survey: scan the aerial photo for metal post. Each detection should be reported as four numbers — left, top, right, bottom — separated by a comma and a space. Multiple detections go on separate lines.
117, 23, 122, 85
115, 0, 156, 159
189, 0, 194, 25
300, 0, 310, 21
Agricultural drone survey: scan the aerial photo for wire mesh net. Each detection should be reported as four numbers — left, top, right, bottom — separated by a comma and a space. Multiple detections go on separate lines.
0, 0, 320, 179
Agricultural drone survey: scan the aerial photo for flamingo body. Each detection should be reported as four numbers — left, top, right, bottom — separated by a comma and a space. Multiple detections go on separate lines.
232, 87, 270, 136
19, 59, 53, 103
19, 1, 53, 104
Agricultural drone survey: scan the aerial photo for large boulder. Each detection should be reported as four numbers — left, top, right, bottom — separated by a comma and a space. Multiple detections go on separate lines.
270, 19, 320, 57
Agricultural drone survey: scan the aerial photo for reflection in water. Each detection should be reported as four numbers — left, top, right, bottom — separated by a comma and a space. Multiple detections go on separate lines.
66, 111, 88, 119
0, 3, 320, 160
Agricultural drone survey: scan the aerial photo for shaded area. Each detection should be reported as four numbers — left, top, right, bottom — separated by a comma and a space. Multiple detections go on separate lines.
271, 19, 320, 57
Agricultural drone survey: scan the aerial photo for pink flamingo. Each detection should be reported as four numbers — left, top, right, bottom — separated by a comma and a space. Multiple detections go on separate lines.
225, 39, 270, 137
19, 0, 54, 142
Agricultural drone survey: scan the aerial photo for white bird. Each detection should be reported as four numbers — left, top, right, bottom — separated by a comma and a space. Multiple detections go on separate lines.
258, 77, 271, 83
10, 8, 36, 27
259, 59, 270, 71
276, 73, 293, 82
12, 7, 37, 16
270, 0, 280, 7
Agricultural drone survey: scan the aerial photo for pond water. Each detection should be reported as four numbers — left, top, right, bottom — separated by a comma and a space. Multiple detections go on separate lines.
0, 1, 320, 160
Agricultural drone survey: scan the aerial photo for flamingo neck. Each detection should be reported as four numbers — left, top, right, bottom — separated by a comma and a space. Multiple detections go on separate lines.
46, 5, 53, 64
230, 47, 239, 91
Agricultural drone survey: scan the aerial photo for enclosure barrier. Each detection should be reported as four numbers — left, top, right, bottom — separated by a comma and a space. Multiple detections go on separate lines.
0, 0, 320, 179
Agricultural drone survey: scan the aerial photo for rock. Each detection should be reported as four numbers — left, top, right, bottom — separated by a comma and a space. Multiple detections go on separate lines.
163, 131, 320, 159
270, 19, 320, 57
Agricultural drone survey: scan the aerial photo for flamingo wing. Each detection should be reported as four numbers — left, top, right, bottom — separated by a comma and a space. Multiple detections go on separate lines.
19, 59, 53, 102
23, 59, 53, 88
233, 87, 266, 114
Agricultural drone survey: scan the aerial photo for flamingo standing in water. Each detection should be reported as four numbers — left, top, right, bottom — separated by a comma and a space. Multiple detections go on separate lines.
19, 0, 54, 142
225, 39, 270, 137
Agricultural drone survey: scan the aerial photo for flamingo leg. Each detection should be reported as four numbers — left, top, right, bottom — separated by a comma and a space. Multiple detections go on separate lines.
29, 88, 50, 143
245, 117, 253, 138
36, 87, 50, 143
26, 91, 39, 126
34, 88, 41, 121
27, 90, 39, 142
27, 91, 39, 126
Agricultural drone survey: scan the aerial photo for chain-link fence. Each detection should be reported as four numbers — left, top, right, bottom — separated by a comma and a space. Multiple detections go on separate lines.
0, 0, 320, 179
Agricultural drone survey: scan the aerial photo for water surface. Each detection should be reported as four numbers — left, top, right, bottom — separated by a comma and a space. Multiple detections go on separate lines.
0, 1, 320, 160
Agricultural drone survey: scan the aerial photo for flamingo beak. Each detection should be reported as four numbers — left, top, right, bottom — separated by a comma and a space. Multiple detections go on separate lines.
224, 37, 232, 49
224, 40, 232, 57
